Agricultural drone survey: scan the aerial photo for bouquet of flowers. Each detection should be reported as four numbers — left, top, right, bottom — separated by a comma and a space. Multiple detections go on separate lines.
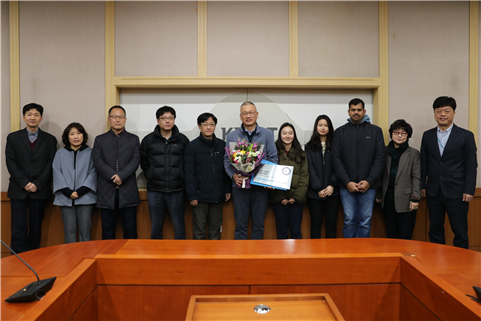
226, 139, 265, 188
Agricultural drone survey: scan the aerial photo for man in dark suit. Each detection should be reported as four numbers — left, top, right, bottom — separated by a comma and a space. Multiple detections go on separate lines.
5, 103, 57, 253
420, 96, 478, 249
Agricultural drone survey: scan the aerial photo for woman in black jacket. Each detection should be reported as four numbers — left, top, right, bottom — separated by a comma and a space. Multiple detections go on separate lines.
305, 115, 339, 238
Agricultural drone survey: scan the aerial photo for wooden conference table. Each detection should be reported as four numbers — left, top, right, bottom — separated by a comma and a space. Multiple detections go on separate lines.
1, 239, 480, 321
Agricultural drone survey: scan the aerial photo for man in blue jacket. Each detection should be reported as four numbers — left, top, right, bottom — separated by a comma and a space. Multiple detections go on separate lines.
224, 101, 278, 240
332, 98, 385, 238
420, 96, 477, 249
184, 113, 231, 240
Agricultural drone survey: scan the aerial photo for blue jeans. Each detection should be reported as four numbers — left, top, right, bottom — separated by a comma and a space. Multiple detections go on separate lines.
339, 188, 376, 238
232, 186, 268, 240
148, 190, 186, 240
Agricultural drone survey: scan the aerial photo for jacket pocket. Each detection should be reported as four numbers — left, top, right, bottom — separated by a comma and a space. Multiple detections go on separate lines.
452, 171, 465, 178
404, 188, 411, 195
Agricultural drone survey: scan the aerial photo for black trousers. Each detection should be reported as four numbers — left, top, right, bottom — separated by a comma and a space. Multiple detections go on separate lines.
10, 197, 46, 254
100, 190, 138, 240
382, 198, 416, 240
273, 203, 303, 239
307, 196, 340, 239
427, 191, 469, 249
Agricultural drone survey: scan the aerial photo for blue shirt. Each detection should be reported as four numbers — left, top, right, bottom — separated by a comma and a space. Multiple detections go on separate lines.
27, 128, 39, 143
436, 123, 453, 156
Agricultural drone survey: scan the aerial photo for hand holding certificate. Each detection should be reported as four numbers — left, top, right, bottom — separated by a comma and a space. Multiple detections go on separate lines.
250, 159, 293, 190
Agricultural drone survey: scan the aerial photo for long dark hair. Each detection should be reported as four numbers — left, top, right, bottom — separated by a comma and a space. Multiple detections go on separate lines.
306, 115, 334, 152
275, 123, 305, 162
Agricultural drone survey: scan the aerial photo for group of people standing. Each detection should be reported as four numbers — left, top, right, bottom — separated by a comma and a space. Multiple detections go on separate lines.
5, 96, 477, 254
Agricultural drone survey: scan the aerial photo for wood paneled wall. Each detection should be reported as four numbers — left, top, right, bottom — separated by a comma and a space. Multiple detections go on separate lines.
72, 284, 438, 321
1, 189, 480, 257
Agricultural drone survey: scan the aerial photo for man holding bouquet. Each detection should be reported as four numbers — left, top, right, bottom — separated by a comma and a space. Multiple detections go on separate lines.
224, 101, 278, 239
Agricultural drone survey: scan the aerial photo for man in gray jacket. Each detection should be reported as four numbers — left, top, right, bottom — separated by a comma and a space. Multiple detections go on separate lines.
224, 101, 278, 240
92, 105, 140, 239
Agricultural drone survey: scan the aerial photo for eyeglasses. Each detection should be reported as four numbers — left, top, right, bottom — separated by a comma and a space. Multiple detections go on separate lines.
393, 131, 408, 137
109, 115, 125, 120
159, 116, 175, 121
240, 111, 257, 117
201, 123, 216, 128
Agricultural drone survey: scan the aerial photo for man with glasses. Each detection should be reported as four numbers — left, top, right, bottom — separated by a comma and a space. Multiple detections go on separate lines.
141, 106, 189, 239
92, 105, 140, 240
332, 98, 385, 238
184, 113, 231, 240
224, 101, 278, 240
420, 96, 477, 249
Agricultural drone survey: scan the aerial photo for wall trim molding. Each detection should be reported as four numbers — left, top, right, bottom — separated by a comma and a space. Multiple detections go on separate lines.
289, 1, 299, 77
105, 1, 116, 127
9, 1, 20, 132
376, 1, 389, 142
113, 76, 381, 89
197, 1, 207, 77
469, 1, 479, 143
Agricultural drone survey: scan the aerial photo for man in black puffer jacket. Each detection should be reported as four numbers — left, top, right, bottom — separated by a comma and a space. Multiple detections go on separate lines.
332, 98, 385, 238
184, 113, 232, 240
140, 106, 189, 239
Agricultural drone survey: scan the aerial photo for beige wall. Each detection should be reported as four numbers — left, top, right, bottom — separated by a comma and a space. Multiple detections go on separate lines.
1, 1, 480, 190
1, 1, 10, 192
388, 2, 470, 151
18, 1, 105, 147
207, 2, 290, 76
298, 1, 379, 77
115, 1, 198, 77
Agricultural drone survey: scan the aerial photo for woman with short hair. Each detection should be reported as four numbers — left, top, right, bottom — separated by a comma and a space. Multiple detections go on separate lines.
376, 119, 421, 240
53, 123, 97, 243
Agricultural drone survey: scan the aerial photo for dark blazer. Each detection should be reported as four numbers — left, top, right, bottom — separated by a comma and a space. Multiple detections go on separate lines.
92, 129, 141, 209
379, 146, 421, 213
305, 144, 339, 200
5, 128, 57, 200
420, 124, 477, 199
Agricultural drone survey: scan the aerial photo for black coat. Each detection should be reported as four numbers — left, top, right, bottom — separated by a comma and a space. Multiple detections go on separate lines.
184, 134, 231, 203
305, 144, 339, 200
331, 120, 385, 189
5, 128, 57, 200
140, 125, 190, 193
92, 129, 141, 209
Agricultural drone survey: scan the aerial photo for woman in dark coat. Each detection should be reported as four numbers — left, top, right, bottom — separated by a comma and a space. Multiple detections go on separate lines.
305, 115, 339, 238
269, 123, 309, 239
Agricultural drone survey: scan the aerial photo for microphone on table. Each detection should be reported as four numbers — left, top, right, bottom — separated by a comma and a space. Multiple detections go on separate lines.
1, 240, 56, 303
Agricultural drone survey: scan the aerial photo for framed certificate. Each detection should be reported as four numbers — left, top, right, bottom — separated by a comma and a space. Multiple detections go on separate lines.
250, 160, 293, 190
